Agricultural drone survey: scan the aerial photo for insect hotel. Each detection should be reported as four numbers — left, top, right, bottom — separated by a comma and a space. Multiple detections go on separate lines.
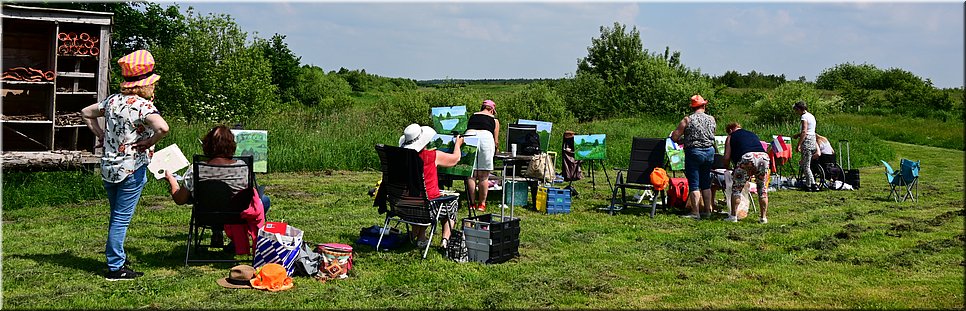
2, 5, 112, 168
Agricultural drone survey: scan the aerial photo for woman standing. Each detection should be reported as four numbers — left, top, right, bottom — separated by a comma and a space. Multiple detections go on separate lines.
81, 50, 169, 280
792, 101, 819, 192
671, 94, 717, 220
465, 99, 500, 212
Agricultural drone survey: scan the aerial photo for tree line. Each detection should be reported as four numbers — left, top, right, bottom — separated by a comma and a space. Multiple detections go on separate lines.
24, 3, 963, 125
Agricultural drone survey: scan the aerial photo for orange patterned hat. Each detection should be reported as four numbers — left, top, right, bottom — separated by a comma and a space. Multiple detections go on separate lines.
250, 263, 293, 292
117, 50, 160, 88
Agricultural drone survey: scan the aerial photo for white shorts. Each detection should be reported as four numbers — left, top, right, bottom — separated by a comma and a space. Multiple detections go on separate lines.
466, 129, 495, 171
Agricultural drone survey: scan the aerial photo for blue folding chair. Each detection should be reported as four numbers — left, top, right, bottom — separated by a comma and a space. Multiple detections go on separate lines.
899, 159, 920, 202
880, 160, 905, 202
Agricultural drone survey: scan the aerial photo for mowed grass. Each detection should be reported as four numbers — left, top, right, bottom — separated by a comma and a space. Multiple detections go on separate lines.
2, 141, 962, 309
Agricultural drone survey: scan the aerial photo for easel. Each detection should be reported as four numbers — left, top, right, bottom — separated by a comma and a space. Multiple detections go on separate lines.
583, 158, 613, 194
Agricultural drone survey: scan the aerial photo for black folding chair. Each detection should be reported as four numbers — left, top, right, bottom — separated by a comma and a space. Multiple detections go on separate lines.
373, 144, 459, 259
607, 138, 667, 217
185, 155, 255, 265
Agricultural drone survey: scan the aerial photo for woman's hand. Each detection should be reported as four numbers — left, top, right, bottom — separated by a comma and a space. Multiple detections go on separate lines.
132, 137, 155, 152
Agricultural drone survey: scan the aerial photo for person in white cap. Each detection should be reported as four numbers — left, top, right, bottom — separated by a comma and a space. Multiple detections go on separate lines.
399, 123, 464, 248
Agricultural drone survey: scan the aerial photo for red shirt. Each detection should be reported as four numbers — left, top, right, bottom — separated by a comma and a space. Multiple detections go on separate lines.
418, 149, 441, 200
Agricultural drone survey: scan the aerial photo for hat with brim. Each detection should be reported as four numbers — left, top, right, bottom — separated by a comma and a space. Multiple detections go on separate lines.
216, 265, 255, 289
398, 124, 437, 151
690, 94, 708, 108
118, 49, 161, 88
250, 263, 293, 292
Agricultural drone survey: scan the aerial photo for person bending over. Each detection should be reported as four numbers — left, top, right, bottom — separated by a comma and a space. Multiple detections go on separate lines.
722, 122, 770, 224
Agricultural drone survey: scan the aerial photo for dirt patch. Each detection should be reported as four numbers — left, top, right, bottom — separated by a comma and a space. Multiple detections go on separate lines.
146, 204, 165, 211
926, 208, 965, 227
886, 221, 933, 237
808, 237, 839, 250
726, 231, 744, 241
834, 223, 868, 240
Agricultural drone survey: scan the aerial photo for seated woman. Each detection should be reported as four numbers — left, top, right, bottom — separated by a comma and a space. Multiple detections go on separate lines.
814, 134, 836, 164
164, 125, 271, 254
398, 123, 463, 249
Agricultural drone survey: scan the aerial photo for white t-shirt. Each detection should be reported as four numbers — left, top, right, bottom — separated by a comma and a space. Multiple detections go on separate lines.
818, 140, 834, 155
800, 112, 816, 135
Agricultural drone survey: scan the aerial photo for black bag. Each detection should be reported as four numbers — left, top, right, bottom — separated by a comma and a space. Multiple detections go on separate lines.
844, 169, 860, 189
293, 242, 323, 277
445, 230, 468, 263
838, 140, 860, 189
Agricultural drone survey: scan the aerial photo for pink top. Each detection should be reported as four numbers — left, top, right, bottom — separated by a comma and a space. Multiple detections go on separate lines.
418, 149, 441, 200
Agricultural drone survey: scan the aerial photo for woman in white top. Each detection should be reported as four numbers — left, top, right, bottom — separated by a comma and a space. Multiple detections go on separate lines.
791, 101, 819, 191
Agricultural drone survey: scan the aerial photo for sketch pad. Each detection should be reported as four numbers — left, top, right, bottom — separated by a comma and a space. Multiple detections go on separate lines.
148, 144, 190, 179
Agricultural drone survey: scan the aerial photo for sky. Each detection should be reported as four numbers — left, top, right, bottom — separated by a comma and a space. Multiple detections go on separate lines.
180, 1, 964, 88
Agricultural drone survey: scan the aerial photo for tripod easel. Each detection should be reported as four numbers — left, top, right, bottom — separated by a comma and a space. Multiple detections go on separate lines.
583, 158, 613, 195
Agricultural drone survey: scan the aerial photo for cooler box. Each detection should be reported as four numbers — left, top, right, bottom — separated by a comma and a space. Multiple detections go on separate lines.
536, 186, 571, 214
502, 178, 529, 207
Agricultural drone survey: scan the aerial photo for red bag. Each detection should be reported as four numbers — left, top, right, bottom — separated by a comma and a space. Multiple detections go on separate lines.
667, 178, 689, 209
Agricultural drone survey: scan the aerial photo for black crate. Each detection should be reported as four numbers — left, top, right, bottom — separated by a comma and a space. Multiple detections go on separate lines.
461, 213, 521, 264
465, 239, 520, 264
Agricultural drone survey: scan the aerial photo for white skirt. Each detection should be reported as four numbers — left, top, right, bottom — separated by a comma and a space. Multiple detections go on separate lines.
466, 129, 495, 171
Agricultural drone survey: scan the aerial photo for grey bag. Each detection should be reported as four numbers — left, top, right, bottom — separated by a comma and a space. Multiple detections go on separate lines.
293, 242, 323, 277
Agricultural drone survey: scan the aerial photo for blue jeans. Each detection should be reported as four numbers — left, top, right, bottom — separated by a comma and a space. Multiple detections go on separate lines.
103, 165, 148, 271
684, 147, 715, 192
257, 185, 271, 216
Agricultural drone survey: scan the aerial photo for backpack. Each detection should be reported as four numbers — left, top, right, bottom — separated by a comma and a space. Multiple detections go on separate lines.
667, 177, 689, 209
649, 168, 669, 191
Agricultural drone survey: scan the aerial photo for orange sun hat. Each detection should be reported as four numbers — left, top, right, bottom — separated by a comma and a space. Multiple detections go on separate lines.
690, 94, 708, 108
117, 50, 160, 88
250, 263, 294, 292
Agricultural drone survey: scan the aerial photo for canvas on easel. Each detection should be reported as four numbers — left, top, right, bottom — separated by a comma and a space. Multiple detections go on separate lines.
517, 119, 552, 152
574, 134, 606, 160
428, 134, 479, 177
148, 144, 190, 179
231, 129, 268, 173
431, 106, 468, 134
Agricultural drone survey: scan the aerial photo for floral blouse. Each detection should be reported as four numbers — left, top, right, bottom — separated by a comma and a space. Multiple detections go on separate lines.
98, 94, 159, 183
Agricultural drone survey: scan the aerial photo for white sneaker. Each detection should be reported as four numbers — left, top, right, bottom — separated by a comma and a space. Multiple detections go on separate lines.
724, 215, 738, 223
440, 238, 448, 249
759, 217, 768, 224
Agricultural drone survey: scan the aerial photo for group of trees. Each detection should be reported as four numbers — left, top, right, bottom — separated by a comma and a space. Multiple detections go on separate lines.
26, 3, 959, 124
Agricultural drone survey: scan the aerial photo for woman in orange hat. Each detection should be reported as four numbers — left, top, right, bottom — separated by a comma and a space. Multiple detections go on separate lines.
81, 50, 169, 280
671, 94, 717, 220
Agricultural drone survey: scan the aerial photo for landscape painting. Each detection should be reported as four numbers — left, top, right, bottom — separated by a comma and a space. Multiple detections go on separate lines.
574, 134, 606, 160
430, 106, 468, 134
517, 119, 552, 152
428, 134, 479, 177
231, 129, 268, 173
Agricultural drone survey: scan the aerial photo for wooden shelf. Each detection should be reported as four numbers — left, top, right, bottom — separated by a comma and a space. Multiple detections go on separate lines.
55, 124, 86, 128
55, 91, 96, 95
56, 72, 95, 78
56, 54, 95, 57
1, 120, 52, 124
2, 80, 54, 85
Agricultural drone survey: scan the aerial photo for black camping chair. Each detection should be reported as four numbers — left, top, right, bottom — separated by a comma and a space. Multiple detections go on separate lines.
185, 155, 255, 265
373, 144, 459, 259
607, 138, 667, 217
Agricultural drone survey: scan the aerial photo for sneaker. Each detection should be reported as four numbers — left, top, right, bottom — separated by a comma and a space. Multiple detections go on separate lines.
105, 266, 143, 281
681, 214, 701, 220
416, 239, 430, 249
477, 203, 487, 212
724, 215, 739, 223
759, 217, 768, 224
440, 238, 449, 249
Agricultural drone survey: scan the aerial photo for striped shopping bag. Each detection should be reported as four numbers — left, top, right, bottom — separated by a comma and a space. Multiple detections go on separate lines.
253, 224, 303, 276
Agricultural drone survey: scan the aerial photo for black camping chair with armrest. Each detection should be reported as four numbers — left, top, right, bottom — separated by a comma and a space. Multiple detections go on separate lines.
373, 144, 459, 259
185, 155, 255, 265
608, 138, 666, 217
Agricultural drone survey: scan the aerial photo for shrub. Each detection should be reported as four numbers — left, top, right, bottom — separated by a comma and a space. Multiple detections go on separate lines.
754, 82, 841, 125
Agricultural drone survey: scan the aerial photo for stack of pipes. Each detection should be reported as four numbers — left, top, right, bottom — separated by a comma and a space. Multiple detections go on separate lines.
57, 32, 100, 56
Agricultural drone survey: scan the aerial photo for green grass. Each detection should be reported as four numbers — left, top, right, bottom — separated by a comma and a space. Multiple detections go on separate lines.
3, 141, 962, 309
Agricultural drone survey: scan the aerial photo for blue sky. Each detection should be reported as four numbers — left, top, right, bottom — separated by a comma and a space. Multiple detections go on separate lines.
181, 2, 963, 88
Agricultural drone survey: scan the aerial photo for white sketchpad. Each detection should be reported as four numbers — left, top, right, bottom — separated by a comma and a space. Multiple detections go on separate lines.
148, 144, 190, 179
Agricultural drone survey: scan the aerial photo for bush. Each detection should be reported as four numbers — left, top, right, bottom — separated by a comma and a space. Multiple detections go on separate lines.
294, 65, 352, 115
496, 83, 575, 125
754, 82, 841, 125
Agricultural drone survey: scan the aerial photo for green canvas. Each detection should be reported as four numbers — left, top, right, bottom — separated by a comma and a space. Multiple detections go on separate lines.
431, 106, 468, 134
574, 134, 606, 160
428, 134, 479, 177
231, 129, 268, 173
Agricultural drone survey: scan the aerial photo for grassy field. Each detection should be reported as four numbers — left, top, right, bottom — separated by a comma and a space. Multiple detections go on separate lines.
2, 141, 962, 309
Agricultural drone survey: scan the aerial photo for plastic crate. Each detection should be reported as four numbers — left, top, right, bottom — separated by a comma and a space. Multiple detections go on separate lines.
461, 214, 521, 264
537, 186, 571, 214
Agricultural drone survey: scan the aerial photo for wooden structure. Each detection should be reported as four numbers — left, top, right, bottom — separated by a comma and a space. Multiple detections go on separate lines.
1, 5, 112, 169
